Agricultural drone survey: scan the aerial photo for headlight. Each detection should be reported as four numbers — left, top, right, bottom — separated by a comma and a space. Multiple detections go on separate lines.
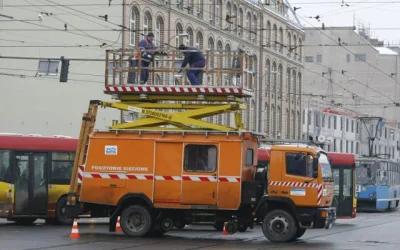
369, 192, 376, 198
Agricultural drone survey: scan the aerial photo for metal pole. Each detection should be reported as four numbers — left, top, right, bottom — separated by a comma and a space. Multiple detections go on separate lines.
306, 95, 314, 139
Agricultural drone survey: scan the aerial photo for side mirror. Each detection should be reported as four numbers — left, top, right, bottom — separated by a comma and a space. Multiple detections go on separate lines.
312, 157, 319, 178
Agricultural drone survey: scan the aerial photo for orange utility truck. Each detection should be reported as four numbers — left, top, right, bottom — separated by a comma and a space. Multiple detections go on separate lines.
65, 48, 336, 243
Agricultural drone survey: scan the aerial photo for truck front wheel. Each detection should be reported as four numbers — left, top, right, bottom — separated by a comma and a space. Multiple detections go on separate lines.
120, 205, 152, 237
262, 209, 297, 243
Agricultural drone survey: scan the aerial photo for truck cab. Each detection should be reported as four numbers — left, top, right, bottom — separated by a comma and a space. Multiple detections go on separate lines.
254, 143, 336, 242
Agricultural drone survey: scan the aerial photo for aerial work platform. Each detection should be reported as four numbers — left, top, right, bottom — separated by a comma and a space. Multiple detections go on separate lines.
100, 48, 254, 132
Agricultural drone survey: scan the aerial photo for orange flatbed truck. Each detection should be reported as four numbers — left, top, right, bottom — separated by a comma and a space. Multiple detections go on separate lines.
65, 49, 336, 243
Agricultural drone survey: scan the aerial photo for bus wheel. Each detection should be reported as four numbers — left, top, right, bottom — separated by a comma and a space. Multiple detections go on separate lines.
15, 218, 37, 225
120, 205, 152, 237
262, 209, 297, 243
56, 196, 73, 225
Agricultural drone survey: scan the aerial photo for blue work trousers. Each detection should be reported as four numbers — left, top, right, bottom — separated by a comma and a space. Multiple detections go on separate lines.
187, 60, 206, 85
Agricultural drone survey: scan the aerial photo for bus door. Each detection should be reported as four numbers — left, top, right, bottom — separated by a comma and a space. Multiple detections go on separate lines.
332, 166, 354, 217
14, 152, 48, 215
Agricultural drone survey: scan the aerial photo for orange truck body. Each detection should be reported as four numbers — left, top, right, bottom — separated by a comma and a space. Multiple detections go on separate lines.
79, 131, 258, 210
68, 131, 336, 242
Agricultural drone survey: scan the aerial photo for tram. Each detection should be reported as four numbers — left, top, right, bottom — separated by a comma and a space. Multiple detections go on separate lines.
356, 156, 400, 211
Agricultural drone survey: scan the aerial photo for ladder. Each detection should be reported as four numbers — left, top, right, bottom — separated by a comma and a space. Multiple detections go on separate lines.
67, 101, 99, 206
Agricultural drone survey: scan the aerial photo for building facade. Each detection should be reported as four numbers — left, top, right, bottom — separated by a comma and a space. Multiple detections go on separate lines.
0, 0, 123, 136
303, 26, 400, 157
123, 0, 305, 138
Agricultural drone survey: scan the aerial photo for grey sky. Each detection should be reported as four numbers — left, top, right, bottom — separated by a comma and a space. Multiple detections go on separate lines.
288, 0, 400, 45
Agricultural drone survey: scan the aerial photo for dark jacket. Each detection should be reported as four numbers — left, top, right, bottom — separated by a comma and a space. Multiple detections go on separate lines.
181, 47, 206, 67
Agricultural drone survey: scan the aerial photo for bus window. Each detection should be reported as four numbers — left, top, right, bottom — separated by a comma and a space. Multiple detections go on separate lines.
51, 152, 75, 185
343, 169, 352, 197
0, 150, 12, 183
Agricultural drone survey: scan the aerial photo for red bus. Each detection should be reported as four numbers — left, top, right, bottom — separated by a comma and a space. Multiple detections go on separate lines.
0, 134, 78, 224
327, 152, 357, 219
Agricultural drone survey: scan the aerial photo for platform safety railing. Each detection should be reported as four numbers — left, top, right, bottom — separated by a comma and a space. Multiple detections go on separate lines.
105, 48, 255, 90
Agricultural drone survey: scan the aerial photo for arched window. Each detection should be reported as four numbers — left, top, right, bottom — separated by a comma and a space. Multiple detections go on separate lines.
175, 23, 184, 47
227, 2, 232, 32
130, 7, 140, 46
277, 106, 282, 137
287, 32, 292, 58
215, 0, 222, 28
272, 105, 276, 136
286, 67, 290, 100
292, 70, 297, 104
155, 16, 164, 48
266, 21, 271, 47
279, 27, 283, 53
298, 72, 302, 106
246, 12, 252, 40
187, 27, 194, 46
272, 62, 277, 97
143, 12, 152, 37
252, 99, 257, 131
155, 74, 161, 85
252, 14, 257, 43
238, 9, 244, 37
265, 59, 270, 97
272, 24, 277, 51
196, 31, 203, 49
292, 110, 296, 138
286, 108, 290, 138
297, 110, 301, 139
217, 40, 223, 86
278, 64, 283, 99
233, 5, 238, 35
298, 38, 302, 62
293, 34, 297, 60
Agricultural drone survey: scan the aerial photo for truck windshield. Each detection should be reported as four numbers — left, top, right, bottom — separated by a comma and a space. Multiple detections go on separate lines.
319, 153, 333, 181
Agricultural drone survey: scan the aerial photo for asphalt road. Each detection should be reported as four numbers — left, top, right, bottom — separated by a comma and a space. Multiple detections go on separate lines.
1, 210, 400, 250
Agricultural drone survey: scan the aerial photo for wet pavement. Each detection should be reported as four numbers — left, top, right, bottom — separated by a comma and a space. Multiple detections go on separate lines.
1, 210, 400, 250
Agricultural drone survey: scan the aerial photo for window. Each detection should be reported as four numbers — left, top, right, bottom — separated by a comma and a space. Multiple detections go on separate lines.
37, 60, 59, 76
355, 54, 366, 62
286, 153, 312, 177
346, 54, 350, 62
184, 145, 217, 172
130, 8, 137, 46
51, 152, 75, 184
334, 116, 337, 129
351, 120, 354, 132
305, 56, 313, 62
246, 149, 254, 166
0, 150, 11, 183
334, 139, 337, 152
316, 54, 322, 63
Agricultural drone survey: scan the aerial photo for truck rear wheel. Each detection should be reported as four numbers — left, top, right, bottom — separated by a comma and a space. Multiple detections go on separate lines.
262, 209, 297, 243
56, 196, 73, 225
120, 205, 152, 237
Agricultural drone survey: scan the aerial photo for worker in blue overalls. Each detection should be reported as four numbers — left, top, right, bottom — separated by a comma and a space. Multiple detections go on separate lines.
178, 44, 206, 85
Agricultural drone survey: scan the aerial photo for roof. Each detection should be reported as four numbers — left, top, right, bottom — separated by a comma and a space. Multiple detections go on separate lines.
374, 47, 398, 55
327, 152, 356, 166
0, 135, 78, 151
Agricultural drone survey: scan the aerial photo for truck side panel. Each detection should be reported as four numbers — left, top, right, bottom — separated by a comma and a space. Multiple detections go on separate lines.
268, 150, 283, 196
80, 137, 155, 205
217, 141, 242, 209
154, 142, 182, 205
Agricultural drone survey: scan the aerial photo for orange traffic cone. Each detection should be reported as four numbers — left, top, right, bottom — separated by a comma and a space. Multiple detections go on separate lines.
222, 222, 229, 235
70, 218, 80, 239
116, 216, 122, 232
